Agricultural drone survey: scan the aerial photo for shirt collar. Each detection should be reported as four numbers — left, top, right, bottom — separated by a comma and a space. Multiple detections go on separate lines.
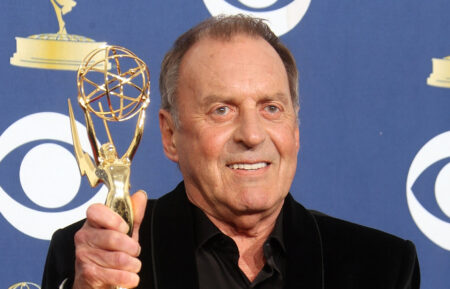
190, 202, 285, 253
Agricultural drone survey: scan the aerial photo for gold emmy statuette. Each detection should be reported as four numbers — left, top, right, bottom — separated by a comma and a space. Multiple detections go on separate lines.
10, 0, 107, 70
68, 46, 150, 289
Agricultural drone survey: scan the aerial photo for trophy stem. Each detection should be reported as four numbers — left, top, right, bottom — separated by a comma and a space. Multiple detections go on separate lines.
106, 190, 134, 289
104, 189, 134, 237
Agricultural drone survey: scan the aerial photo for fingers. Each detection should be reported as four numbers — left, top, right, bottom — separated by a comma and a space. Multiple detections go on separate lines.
73, 192, 148, 289
74, 263, 140, 289
76, 245, 142, 273
75, 225, 141, 257
86, 203, 130, 234
131, 190, 148, 242
74, 226, 142, 288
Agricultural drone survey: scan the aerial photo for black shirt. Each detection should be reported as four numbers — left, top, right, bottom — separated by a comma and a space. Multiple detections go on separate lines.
191, 204, 286, 289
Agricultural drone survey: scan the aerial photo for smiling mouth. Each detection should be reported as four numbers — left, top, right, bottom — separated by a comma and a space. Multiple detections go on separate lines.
227, 162, 269, 170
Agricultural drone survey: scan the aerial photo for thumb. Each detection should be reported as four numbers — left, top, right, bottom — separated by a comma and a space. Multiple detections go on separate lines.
131, 190, 148, 242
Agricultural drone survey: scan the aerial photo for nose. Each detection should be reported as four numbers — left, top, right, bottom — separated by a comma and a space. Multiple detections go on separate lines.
234, 107, 266, 149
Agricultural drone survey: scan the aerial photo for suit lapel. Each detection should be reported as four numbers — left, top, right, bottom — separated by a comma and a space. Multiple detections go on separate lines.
283, 194, 324, 289
152, 182, 199, 289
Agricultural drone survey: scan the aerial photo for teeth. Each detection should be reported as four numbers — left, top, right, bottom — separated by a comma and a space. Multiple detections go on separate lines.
228, 162, 267, 170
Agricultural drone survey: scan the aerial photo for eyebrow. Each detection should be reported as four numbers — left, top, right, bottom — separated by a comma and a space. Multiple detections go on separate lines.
259, 92, 291, 105
200, 94, 227, 106
201, 92, 291, 107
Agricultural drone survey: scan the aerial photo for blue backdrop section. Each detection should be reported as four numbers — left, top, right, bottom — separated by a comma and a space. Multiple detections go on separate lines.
1, 1, 449, 288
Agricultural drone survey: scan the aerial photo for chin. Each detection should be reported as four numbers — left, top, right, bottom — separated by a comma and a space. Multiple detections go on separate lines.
236, 191, 283, 213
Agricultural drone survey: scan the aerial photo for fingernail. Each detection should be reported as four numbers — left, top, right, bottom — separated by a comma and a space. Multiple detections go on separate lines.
140, 190, 148, 199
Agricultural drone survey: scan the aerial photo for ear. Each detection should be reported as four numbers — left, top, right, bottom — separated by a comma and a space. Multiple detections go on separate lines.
159, 109, 179, 162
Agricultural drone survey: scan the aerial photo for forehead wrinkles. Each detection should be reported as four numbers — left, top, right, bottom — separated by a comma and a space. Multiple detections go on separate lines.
179, 36, 288, 92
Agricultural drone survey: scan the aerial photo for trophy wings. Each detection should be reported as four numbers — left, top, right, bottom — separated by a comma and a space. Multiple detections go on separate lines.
68, 99, 100, 187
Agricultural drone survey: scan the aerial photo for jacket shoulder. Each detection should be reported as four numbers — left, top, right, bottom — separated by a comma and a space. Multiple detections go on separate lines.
310, 210, 420, 288
311, 210, 409, 247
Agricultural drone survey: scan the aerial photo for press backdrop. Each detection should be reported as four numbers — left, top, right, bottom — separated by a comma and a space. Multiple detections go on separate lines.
1, 1, 449, 288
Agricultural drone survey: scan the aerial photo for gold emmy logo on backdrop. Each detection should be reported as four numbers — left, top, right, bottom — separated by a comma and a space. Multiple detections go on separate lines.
427, 56, 450, 88
10, 0, 106, 70
8, 282, 40, 289
68, 47, 150, 287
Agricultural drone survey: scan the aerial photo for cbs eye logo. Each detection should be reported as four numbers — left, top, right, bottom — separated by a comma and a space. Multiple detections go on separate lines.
407, 131, 450, 251
0, 112, 107, 240
202, 0, 311, 36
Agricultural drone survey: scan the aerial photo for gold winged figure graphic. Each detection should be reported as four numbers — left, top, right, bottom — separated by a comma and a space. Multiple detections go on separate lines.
50, 0, 77, 34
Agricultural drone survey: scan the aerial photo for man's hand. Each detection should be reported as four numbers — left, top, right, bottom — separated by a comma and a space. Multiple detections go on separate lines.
73, 190, 147, 289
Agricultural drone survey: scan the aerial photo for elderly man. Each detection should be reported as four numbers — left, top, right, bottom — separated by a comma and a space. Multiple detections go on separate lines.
42, 15, 420, 289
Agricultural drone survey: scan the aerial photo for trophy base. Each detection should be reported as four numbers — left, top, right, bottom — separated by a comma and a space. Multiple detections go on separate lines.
427, 57, 450, 89
10, 34, 107, 71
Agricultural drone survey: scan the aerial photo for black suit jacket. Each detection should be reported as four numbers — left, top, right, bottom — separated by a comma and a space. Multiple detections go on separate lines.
42, 182, 420, 288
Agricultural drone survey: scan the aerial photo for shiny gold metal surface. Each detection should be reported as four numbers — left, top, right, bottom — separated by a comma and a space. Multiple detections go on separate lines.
68, 45, 150, 289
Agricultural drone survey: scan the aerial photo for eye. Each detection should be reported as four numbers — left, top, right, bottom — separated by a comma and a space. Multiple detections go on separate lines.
262, 104, 283, 119
264, 105, 280, 114
214, 106, 230, 115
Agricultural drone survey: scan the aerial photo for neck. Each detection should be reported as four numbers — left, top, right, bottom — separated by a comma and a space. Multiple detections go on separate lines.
204, 205, 283, 282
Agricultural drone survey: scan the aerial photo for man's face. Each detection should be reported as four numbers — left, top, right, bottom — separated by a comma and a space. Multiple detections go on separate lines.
160, 35, 299, 224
